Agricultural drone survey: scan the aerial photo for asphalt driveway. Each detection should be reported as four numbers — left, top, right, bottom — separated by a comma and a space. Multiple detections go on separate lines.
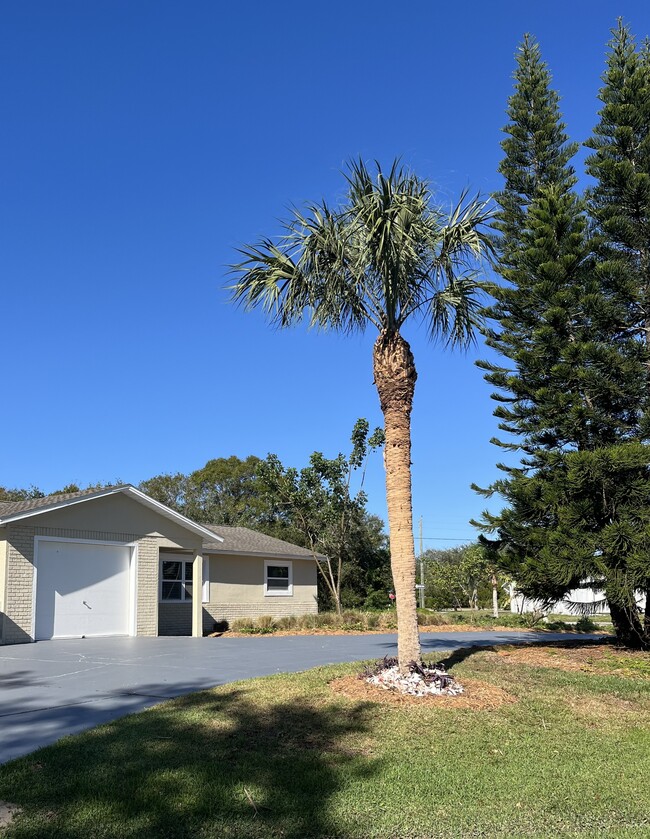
0, 631, 595, 764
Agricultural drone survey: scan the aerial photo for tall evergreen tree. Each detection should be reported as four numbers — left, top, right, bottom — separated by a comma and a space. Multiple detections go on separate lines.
585, 20, 650, 424
493, 35, 578, 247
477, 36, 623, 466
474, 34, 650, 649
583, 20, 650, 637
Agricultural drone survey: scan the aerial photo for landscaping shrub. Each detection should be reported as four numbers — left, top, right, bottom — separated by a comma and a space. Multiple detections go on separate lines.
298, 613, 319, 630
425, 612, 452, 626
377, 611, 398, 631
341, 610, 365, 630
212, 619, 229, 633
576, 616, 598, 632
545, 620, 571, 630
230, 616, 275, 634
226, 607, 568, 636
416, 610, 451, 626
365, 612, 380, 630
275, 615, 298, 630
316, 612, 337, 628
230, 618, 256, 633
495, 613, 530, 628
256, 615, 276, 632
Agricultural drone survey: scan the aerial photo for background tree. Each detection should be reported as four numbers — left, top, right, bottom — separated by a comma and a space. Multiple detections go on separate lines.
0, 485, 45, 502
474, 31, 650, 648
256, 419, 385, 613
140, 438, 391, 609
423, 543, 506, 612
230, 159, 492, 671
338, 512, 392, 609
140, 456, 266, 528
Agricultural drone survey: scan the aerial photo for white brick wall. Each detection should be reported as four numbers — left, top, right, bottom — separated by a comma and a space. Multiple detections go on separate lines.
1, 525, 160, 645
135, 538, 159, 636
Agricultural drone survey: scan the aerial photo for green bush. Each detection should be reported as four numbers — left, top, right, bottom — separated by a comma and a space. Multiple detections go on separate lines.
576, 616, 598, 632
545, 620, 571, 630
364, 590, 390, 610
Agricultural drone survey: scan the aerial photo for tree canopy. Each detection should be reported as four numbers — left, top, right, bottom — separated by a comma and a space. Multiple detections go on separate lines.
475, 24, 650, 649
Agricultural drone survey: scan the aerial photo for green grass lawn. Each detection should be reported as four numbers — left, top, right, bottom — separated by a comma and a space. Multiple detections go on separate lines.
1, 642, 649, 838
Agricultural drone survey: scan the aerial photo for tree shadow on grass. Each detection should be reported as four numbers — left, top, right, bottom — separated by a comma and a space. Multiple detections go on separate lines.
0, 685, 378, 839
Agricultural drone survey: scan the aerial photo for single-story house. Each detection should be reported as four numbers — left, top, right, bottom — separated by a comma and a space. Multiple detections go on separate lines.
0, 484, 319, 645
509, 584, 646, 616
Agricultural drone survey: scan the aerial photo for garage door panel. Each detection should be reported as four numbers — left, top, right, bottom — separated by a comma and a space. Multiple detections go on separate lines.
35, 541, 131, 640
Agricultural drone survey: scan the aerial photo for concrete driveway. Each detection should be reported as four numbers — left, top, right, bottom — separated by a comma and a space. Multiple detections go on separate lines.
0, 631, 593, 764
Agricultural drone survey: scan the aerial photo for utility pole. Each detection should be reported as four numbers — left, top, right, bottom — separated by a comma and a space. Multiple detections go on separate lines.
418, 516, 425, 609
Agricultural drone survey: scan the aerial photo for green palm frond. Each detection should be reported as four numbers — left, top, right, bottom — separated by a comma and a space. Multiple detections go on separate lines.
429, 273, 484, 348
229, 158, 493, 341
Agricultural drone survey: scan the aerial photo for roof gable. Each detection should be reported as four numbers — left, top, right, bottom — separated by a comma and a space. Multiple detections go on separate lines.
0, 485, 223, 544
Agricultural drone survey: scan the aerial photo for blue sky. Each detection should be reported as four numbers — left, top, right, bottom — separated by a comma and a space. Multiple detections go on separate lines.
2, 0, 650, 548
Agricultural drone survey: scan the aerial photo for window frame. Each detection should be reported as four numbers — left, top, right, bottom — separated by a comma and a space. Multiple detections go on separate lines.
159, 557, 194, 603
264, 559, 293, 597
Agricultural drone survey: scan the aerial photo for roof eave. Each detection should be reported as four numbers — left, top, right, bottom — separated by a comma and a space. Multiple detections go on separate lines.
204, 547, 325, 561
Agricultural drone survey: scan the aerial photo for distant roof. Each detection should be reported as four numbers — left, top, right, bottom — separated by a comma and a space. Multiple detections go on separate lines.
202, 524, 324, 560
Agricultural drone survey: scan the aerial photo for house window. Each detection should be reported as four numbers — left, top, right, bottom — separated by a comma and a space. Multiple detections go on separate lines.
264, 560, 292, 596
160, 559, 193, 602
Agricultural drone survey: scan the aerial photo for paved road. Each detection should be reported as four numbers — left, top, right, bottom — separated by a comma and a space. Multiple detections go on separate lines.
0, 631, 596, 764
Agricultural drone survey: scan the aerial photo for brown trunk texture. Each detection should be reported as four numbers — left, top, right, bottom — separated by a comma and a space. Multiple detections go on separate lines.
608, 600, 650, 651
373, 330, 421, 672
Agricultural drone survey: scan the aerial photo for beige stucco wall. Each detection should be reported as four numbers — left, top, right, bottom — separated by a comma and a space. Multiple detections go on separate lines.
0, 494, 203, 645
31, 493, 203, 551
207, 553, 318, 625
157, 553, 318, 635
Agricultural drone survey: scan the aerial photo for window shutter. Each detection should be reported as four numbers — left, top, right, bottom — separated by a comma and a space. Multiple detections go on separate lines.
202, 557, 210, 603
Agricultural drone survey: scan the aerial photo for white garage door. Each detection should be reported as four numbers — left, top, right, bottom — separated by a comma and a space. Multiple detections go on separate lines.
35, 540, 132, 640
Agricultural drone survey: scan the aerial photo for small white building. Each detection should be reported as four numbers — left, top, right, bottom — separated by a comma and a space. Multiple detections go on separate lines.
510, 583, 646, 615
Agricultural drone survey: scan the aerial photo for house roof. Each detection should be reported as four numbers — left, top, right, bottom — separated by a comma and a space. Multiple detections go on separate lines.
202, 524, 324, 560
0, 486, 106, 517
0, 485, 322, 560
0, 485, 223, 543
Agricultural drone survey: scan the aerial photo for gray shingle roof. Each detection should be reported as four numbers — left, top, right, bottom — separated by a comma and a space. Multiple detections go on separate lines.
0, 486, 129, 518
202, 524, 322, 559
0, 485, 321, 560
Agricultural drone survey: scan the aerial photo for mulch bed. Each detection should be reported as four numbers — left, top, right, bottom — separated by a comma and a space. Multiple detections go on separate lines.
494, 643, 643, 675
329, 674, 517, 710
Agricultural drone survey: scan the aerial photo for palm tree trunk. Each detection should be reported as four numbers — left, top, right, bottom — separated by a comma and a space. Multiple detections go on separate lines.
373, 330, 421, 673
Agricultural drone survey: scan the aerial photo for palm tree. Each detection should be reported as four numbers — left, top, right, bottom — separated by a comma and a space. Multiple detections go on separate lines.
229, 159, 492, 672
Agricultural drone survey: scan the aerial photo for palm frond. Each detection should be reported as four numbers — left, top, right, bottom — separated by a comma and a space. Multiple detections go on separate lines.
229, 159, 492, 341
428, 273, 484, 348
